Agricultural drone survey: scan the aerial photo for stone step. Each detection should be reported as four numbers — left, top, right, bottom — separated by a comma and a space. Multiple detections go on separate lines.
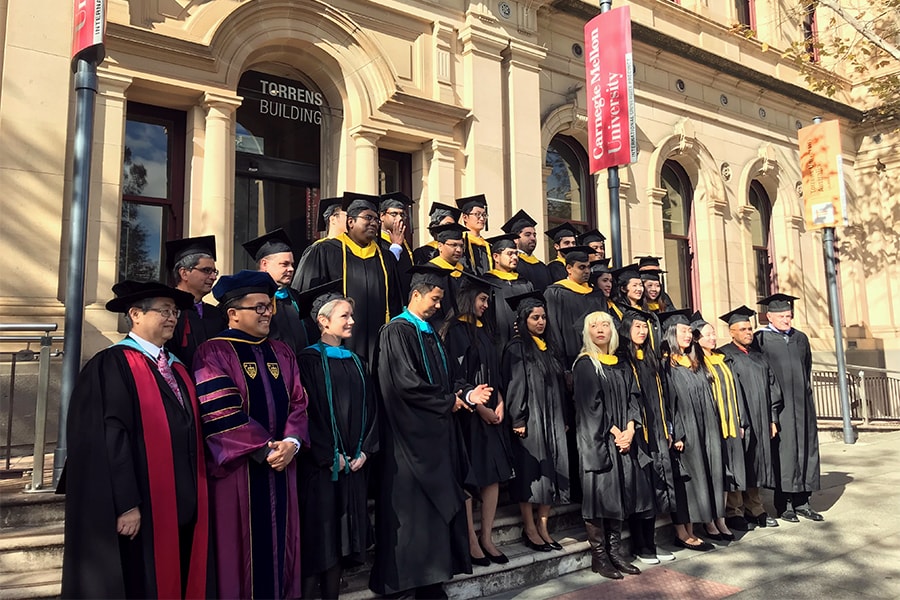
0, 524, 64, 573
1, 493, 65, 529
0, 568, 61, 599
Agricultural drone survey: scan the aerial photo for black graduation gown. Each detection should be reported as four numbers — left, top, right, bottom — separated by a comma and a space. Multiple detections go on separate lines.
626, 353, 676, 514
502, 338, 570, 505
293, 236, 402, 365
547, 257, 567, 283
609, 302, 662, 353
544, 282, 604, 369
516, 254, 553, 292
719, 343, 784, 489
412, 241, 439, 265
572, 356, 653, 521
60, 345, 212, 599
426, 257, 464, 326
704, 355, 747, 492
443, 320, 514, 488
296, 347, 379, 576
379, 231, 413, 300
483, 271, 534, 350
270, 287, 319, 358
167, 301, 225, 371
460, 232, 492, 275
666, 359, 726, 524
369, 318, 471, 594
752, 328, 821, 493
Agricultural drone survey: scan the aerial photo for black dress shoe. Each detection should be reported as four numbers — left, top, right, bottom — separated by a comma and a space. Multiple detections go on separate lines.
701, 529, 722, 541
795, 507, 825, 522
781, 510, 800, 523
544, 539, 563, 551
521, 533, 552, 552
479, 539, 510, 564
718, 530, 735, 541
673, 538, 714, 551
725, 516, 749, 531
470, 554, 491, 567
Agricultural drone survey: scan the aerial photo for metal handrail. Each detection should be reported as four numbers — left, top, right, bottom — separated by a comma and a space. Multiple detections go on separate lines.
0, 323, 62, 492
813, 363, 900, 377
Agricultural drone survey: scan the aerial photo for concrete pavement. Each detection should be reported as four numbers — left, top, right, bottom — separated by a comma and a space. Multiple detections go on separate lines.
487, 430, 900, 599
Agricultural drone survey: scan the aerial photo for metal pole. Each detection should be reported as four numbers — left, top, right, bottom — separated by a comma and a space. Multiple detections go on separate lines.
4, 354, 17, 471
598, 0, 622, 269
53, 57, 99, 487
26, 336, 53, 492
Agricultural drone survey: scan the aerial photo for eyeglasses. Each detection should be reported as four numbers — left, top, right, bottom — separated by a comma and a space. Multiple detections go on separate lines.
383, 210, 405, 218
354, 214, 381, 223
191, 267, 219, 276
232, 303, 275, 315
147, 308, 181, 319
466, 211, 488, 219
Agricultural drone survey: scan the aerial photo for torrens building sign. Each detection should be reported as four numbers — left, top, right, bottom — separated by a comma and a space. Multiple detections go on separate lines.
239, 71, 324, 126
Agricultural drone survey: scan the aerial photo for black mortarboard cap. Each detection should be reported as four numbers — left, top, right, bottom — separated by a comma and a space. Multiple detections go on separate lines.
635, 255, 664, 271
341, 192, 381, 217
689, 311, 708, 333
611, 264, 642, 285
455, 194, 487, 213
659, 308, 693, 329
165, 235, 217, 271
213, 270, 278, 304
758, 293, 799, 313
624, 307, 655, 323
640, 270, 665, 282
486, 233, 519, 252
459, 271, 501, 294
429, 222, 467, 243
578, 229, 607, 245
295, 279, 344, 321
720, 305, 756, 326
105, 280, 194, 313
242, 229, 294, 262
501, 209, 538, 234
558, 245, 594, 265
379, 191, 414, 213
545, 222, 581, 244
505, 290, 545, 312
590, 258, 612, 273
316, 196, 344, 232
408, 264, 452, 289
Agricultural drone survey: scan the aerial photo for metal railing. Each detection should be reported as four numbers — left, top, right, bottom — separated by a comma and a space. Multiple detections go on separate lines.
0, 323, 64, 492
813, 363, 900, 424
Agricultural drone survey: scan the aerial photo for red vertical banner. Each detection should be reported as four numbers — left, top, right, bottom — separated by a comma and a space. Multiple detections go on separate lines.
72, 0, 106, 67
584, 6, 638, 173
798, 120, 848, 229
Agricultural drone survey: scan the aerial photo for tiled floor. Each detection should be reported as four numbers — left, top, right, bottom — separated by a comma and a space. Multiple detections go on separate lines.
550, 567, 742, 600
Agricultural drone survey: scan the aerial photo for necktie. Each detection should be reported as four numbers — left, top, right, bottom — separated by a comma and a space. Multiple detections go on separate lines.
195, 301, 204, 318
156, 350, 184, 407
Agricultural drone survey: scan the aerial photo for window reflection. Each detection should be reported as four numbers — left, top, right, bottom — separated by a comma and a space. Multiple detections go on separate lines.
661, 161, 694, 309
545, 135, 594, 231
119, 201, 166, 281
123, 120, 169, 199
749, 180, 774, 301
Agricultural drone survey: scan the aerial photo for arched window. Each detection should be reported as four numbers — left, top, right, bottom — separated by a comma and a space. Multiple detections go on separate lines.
545, 135, 596, 231
748, 180, 775, 301
661, 160, 696, 309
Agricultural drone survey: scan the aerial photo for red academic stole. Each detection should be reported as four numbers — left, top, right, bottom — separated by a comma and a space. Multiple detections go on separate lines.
124, 350, 209, 599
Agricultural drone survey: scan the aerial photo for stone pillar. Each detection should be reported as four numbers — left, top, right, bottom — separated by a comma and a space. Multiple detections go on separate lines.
420, 139, 460, 241
349, 125, 385, 194
460, 18, 507, 221
201, 92, 242, 275
501, 39, 546, 229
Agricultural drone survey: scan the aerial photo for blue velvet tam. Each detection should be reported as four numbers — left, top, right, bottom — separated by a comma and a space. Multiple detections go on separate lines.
213, 270, 277, 304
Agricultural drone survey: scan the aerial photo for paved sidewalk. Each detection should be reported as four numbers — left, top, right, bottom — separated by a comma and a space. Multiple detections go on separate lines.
488, 430, 900, 599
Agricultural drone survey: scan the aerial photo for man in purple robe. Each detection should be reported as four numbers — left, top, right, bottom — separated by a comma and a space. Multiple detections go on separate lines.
194, 270, 309, 599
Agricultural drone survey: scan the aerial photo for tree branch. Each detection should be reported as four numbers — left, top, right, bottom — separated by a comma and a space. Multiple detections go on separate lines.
815, 0, 900, 62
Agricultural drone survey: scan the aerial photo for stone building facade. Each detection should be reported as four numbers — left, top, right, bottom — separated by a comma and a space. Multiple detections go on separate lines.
0, 0, 897, 368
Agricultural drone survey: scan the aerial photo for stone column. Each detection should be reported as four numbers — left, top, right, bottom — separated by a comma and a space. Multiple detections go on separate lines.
420, 139, 460, 239
201, 92, 242, 275
349, 125, 385, 194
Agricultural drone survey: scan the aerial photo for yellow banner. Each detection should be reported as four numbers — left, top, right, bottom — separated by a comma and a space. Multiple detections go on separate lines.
798, 120, 848, 229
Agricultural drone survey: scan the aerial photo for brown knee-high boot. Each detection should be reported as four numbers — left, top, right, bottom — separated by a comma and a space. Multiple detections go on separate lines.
584, 519, 623, 579
604, 519, 641, 575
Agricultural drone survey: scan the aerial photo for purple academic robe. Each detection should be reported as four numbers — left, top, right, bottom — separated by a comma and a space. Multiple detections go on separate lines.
194, 331, 309, 599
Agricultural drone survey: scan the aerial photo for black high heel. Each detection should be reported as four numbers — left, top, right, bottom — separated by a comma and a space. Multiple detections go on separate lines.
521, 532, 552, 552
479, 539, 509, 564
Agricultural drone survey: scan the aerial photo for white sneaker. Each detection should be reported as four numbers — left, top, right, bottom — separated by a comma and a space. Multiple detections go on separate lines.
637, 553, 660, 564
656, 548, 676, 562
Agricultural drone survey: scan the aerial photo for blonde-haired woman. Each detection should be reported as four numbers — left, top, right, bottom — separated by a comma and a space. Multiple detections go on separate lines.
572, 311, 651, 579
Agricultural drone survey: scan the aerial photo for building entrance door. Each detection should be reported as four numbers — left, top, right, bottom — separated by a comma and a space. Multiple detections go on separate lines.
233, 69, 324, 269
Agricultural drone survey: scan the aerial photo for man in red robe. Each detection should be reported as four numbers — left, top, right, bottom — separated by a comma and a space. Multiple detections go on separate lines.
61, 280, 213, 599
194, 270, 310, 599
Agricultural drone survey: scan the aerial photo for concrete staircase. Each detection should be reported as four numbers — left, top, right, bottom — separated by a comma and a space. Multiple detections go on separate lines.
0, 490, 671, 599
0, 493, 64, 599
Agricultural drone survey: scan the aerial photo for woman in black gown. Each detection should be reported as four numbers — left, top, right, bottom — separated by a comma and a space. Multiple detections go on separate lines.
572, 310, 649, 579
441, 274, 514, 566
501, 291, 570, 553
618, 309, 676, 564
694, 316, 745, 542
610, 266, 661, 351
660, 311, 723, 552
296, 290, 379, 599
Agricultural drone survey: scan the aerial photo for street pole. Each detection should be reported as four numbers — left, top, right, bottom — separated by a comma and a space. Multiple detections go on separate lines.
812, 116, 854, 445
53, 57, 100, 486
598, 0, 622, 269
